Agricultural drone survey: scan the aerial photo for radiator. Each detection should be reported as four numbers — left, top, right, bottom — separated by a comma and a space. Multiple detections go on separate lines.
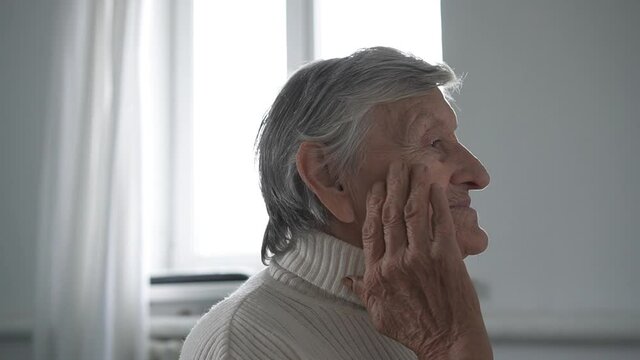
148, 275, 247, 360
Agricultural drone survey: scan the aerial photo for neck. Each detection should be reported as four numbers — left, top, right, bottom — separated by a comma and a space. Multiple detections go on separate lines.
325, 219, 363, 249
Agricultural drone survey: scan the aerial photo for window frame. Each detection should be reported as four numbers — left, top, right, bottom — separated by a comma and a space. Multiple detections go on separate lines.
157, 0, 442, 274
167, 0, 194, 271
155, 0, 315, 274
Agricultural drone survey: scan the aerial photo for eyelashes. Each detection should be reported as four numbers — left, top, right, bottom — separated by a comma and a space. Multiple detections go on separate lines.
429, 139, 443, 148
412, 132, 455, 153
401, 137, 445, 158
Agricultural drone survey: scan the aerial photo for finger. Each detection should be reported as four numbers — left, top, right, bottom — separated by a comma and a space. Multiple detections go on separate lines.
342, 276, 365, 299
382, 160, 410, 256
429, 183, 461, 257
362, 181, 386, 268
405, 164, 431, 254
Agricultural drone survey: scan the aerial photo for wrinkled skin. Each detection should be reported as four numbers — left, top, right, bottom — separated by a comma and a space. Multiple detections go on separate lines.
343, 161, 492, 360
297, 88, 493, 359
328, 89, 491, 259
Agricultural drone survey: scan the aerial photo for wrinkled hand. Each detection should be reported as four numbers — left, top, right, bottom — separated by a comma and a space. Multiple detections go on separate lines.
343, 161, 492, 360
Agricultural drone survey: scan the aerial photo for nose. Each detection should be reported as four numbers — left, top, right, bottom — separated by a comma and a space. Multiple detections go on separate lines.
449, 143, 490, 190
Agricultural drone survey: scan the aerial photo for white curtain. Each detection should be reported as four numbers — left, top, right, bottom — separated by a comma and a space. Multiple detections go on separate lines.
35, 0, 147, 359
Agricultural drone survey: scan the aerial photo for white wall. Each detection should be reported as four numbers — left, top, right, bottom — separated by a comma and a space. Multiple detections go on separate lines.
442, 0, 640, 358
0, 0, 57, 358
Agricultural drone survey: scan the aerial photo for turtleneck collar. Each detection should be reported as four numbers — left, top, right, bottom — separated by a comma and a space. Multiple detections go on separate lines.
271, 230, 365, 306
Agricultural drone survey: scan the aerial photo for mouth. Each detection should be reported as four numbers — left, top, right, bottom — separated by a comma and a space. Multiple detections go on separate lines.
449, 206, 476, 213
449, 198, 471, 208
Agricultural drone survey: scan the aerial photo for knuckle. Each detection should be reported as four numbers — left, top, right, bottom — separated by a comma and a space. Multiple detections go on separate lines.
362, 217, 380, 241
364, 196, 384, 229
381, 201, 403, 225
380, 262, 395, 277
387, 175, 403, 190
366, 201, 381, 216
380, 259, 406, 278
403, 198, 422, 220
405, 251, 422, 268
366, 194, 384, 214
369, 191, 385, 206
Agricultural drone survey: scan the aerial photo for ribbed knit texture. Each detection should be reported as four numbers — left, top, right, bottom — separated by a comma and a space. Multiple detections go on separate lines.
179, 231, 418, 360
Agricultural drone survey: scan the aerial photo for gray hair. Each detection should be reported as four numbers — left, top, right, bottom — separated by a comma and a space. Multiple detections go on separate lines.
255, 46, 459, 264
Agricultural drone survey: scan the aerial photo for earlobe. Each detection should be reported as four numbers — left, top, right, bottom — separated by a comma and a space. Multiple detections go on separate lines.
296, 142, 356, 223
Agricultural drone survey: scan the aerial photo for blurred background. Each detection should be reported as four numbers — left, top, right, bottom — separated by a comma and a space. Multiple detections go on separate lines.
0, 0, 638, 359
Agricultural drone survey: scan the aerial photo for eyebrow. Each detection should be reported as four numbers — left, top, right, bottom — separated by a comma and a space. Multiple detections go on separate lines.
404, 111, 458, 141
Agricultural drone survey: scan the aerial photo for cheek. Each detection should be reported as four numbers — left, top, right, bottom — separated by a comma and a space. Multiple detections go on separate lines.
409, 159, 453, 186
345, 159, 392, 225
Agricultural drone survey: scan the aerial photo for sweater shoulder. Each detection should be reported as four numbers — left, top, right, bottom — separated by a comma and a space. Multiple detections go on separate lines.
179, 270, 299, 360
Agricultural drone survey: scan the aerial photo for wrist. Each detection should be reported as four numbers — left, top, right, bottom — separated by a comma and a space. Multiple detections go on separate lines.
447, 330, 493, 360
416, 329, 493, 360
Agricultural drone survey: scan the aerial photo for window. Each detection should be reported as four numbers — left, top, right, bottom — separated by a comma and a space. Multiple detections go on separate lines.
314, 0, 442, 62
191, 0, 288, 274
143, 0, 442, 275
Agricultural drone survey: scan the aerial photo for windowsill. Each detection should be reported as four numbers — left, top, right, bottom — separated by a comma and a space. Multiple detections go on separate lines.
3, 312, 640, 343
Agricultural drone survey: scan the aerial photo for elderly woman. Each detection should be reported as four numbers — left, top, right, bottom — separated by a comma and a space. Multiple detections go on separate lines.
180, 47, 493, 360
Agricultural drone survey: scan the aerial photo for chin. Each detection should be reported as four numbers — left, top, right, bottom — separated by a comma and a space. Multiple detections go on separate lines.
455, 225, 489, 257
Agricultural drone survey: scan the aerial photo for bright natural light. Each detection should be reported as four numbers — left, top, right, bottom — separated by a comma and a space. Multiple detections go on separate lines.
315, 0, 442, 63
192, 0, 287, 272
190, 0, 441, 274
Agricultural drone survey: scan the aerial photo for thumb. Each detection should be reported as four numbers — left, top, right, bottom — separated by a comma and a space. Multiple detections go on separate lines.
342, 276, 365, 298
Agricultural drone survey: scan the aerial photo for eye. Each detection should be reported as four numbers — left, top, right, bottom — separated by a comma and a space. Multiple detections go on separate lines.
429, 139, 442, 148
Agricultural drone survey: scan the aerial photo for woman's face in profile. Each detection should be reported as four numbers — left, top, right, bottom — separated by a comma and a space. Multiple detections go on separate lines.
343, 88, 491, 258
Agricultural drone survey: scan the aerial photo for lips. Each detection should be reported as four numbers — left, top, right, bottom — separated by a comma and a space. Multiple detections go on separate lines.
449, 197, 471, 208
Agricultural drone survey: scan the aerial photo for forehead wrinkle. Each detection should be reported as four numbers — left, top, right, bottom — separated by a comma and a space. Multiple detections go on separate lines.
404, 111, 438, 142
369, 96, 458, 153
405, 107, 458, 142
389, 99, 429, 139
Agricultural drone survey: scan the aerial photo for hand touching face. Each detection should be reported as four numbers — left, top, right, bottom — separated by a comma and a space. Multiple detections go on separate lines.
343, 160, 493, 359
343, 88, 490, 258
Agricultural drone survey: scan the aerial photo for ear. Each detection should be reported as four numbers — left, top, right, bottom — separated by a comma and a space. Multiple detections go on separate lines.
296, 142, 356, 223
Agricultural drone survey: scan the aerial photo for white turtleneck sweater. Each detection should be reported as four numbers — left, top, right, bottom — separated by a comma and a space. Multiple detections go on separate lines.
179, 231, 418, 360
